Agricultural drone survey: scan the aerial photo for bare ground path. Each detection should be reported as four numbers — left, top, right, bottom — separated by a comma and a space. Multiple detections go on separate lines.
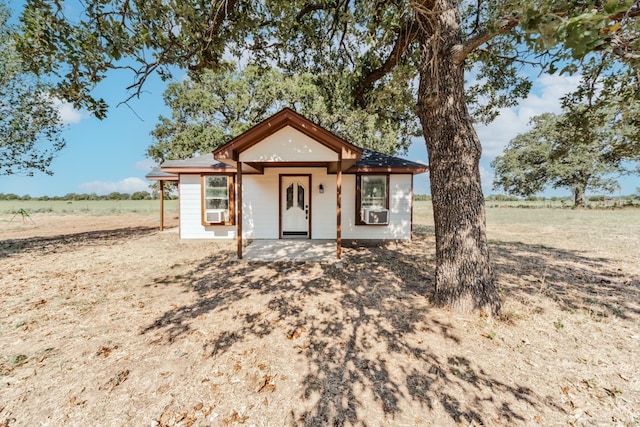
0, 212, 638, 426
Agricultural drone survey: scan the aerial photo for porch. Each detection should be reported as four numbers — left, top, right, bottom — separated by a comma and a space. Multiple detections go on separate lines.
242, 239, 338, 263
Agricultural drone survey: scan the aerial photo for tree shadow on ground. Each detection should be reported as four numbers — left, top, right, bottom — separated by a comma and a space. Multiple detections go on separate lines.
0, 226, 156, 259
491, 240, 640, 319
144, 236, 547, 425
414, 223, 640, 319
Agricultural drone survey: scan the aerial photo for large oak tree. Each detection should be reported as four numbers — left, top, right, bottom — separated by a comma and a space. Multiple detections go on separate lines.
16, 0, 640, 314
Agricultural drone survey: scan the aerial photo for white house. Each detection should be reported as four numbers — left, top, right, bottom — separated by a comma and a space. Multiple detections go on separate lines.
147, 108, 428, 259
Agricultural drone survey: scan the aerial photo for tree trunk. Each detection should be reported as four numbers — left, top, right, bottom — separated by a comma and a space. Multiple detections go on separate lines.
415, 1, 500, 315
573, 185, 585, 208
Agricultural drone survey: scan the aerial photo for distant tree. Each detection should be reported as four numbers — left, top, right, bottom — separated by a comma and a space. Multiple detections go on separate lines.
0, 3, 64, 176
131, 191, 151, 200
148, 65, 419, 163
492, 75, 640, 208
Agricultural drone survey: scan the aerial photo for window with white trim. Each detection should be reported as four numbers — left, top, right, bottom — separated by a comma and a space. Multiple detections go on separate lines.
202, 175, 234, 225
356, 174, 390, 225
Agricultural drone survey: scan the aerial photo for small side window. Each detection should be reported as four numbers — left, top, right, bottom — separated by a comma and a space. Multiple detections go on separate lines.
356, 174, 389, 225
202, 175, 235, 225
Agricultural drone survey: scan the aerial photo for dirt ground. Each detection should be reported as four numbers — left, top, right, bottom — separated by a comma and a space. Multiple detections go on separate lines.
0, 213, 638, 426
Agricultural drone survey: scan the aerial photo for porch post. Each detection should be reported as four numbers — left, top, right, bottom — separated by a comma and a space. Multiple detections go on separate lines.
237, 162, 243, 259
159, 180, 165, 231
336, 157, 342, 259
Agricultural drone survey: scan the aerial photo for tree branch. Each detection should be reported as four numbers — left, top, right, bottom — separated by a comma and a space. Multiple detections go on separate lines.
610, 36, 640, 60
608, 2, 640, 22
476, 48, 543, 67
353, 21, 419, 108
295, 3, 327, 22
188, 0, 239, 72
451, 18, 518, 65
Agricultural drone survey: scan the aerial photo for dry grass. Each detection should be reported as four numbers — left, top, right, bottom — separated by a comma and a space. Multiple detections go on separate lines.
0, 207, 639, 426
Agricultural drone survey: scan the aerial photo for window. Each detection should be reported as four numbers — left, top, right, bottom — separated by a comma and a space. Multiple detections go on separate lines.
356, 174, 390, 225
202, 175, 234, 225
286, 183, 305, 211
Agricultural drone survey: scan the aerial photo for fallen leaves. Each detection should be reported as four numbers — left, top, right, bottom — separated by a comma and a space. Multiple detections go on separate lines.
222, 410, 249, 425
96, 344, 118, 358
286, 326, 307, 340
257, 374, 276, 393
100, 369, 130, 391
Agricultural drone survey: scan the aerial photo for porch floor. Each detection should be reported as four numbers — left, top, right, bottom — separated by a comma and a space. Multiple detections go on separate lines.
242, 239, 338, 263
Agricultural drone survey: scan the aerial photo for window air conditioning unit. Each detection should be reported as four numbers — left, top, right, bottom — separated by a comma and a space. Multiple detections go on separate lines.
205, 209, 225, 223
363, 207, 389, 224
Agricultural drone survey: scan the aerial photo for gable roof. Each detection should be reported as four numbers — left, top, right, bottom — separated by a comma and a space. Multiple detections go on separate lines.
154, 110, 429, 175
213, 108, 362, 171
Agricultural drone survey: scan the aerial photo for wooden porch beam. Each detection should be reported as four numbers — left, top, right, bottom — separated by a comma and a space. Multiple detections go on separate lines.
337, 158, 342, 259
237, 162, 243, 259
159, 180, 165, 231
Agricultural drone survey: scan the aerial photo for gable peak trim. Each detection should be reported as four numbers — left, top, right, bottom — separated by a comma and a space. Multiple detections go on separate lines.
213, 108, 362, 164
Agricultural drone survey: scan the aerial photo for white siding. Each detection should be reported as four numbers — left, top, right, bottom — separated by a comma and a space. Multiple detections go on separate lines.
239, 126, 339, 162
242, 172, 278, 239
341, 174, 412, 240
242, 167, 337, 239
179, 172, 413, 240
179, 174, 236, 239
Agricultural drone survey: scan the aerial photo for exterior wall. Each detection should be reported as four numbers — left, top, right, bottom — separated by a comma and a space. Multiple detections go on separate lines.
242, 167, 337, 239
179, 174, 236, 239
239, 126, 339, 162
341, 174, 412, 240
178, 171, 413, 240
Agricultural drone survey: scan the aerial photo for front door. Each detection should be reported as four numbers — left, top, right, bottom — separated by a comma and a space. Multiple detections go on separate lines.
281, 176, 309, 238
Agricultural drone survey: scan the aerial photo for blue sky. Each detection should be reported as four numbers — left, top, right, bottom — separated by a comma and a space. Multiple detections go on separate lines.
1, 3, 637, 198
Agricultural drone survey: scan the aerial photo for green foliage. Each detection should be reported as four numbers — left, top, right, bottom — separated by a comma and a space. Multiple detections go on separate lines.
0, 2, 65, 176
148, 65, 420, 162
492, 74, 640, 206
14, 0, 640, 130
486, 194, 521, 202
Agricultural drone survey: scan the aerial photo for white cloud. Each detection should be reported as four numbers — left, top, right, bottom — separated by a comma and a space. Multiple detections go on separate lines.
78, 177, 150, 195
476, 73, 581, 158
53, 98, 89, 125
135, 158, 157, 171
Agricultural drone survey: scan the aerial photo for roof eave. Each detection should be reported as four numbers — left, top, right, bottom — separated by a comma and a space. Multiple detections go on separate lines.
160, 167, 236, 174
346, 165, 429, 175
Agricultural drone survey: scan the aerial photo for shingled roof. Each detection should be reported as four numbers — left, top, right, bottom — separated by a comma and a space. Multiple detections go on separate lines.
349, 149, 428, 173
145, 167, 178, 181
159, 154, 233, 173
